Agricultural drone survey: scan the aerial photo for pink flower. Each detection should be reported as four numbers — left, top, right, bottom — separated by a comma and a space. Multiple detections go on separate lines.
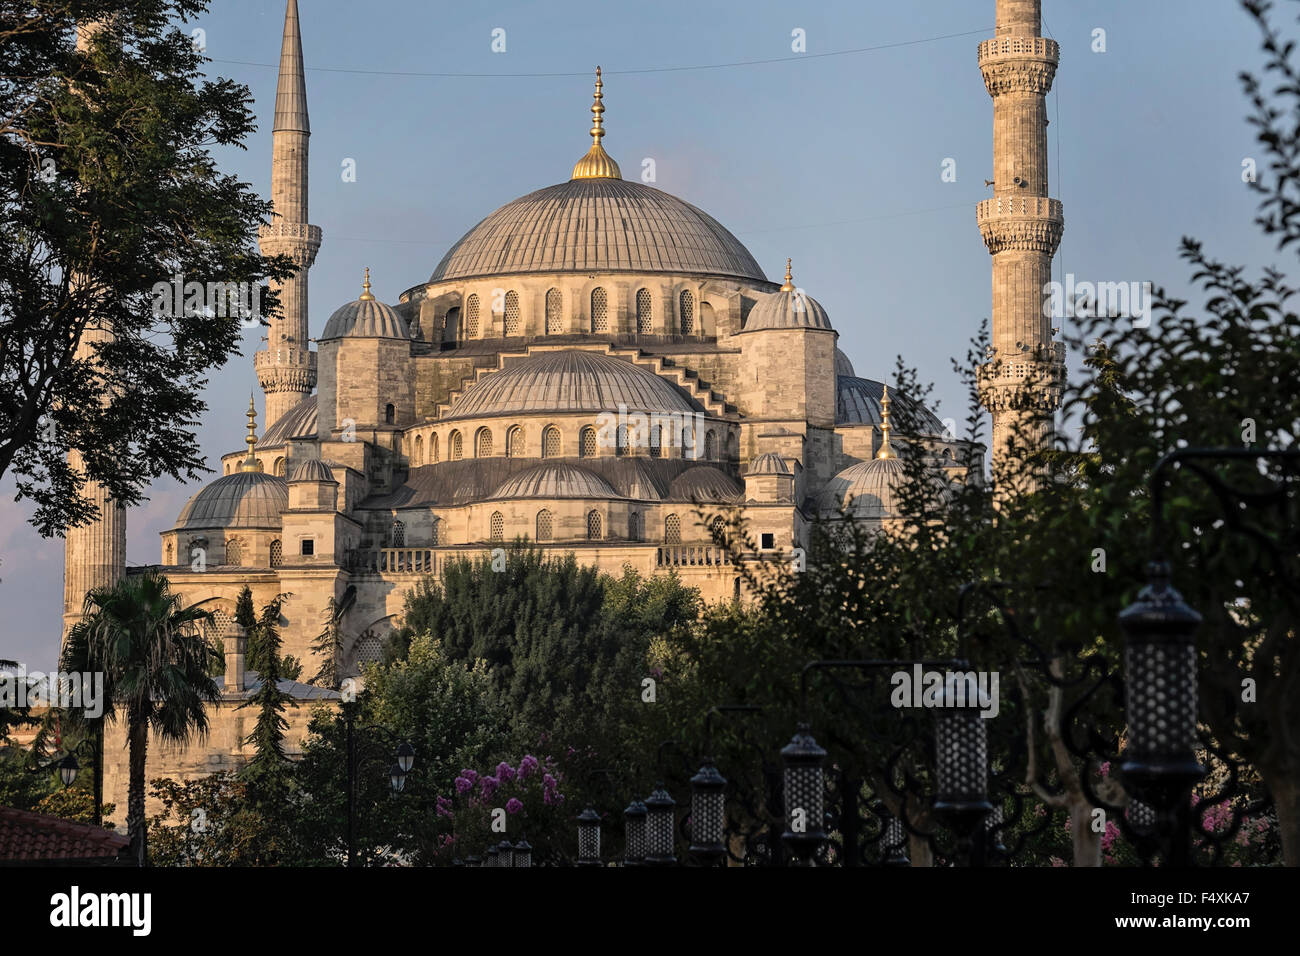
1099, 761, 1111, 778
543, 773, 558, 791
506, 798, 524, 815
481, 775, 499, 799
461, 769, 479, 785
518, 755, 539, 779
496, 761, 516, 783
436, 795, 454, 818
454, 776, 472, 795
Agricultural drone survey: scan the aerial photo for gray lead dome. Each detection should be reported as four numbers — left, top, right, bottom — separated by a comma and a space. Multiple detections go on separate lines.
174, 471, 288, 530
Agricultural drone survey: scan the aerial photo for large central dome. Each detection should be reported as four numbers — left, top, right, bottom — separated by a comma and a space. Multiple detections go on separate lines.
429, 178, 766, 284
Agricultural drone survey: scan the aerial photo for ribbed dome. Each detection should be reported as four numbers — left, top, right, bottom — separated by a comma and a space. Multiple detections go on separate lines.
444, 349, 698, 421
321, 278, 409, 340
835, 377, 947, 435
286, 458, 335, 483
748, 452, 791, 476
742, 288, 833, 333
668, 466, 743, 502
429, 179, 766, 284
174, 471, 288, 530
490, 463, 620, 500
820, 457, 950, 519
258, 394, 318, 447
834, 348, 856, 377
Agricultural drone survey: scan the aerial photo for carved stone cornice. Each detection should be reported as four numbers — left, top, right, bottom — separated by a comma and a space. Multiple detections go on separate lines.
977, 348, 1065, 413
255, 348, 317, 392
258, 222, 323, 268
976, 197, 1064, 254
978, 36, 1059, 96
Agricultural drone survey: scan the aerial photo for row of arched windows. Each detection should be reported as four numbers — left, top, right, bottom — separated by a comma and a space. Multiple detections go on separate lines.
450, 287, 699, 339
409, 423, 732, 467
479, 511, 710, 544
218, 537, 283, 568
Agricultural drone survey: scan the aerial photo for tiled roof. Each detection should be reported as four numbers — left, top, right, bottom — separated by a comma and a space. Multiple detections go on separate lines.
0, 805, 129, 864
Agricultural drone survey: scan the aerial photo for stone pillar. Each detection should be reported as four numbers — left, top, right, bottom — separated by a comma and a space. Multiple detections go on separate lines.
223, 626, 248, 694
976, 0, 1066, 475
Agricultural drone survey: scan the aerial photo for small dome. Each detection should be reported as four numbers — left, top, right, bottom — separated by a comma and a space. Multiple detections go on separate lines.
668, 466, 743, 502
444, 349, 697, 421
257, 394, 318, 447
742, 289, 832, 333
834, 349, 856, 377
286, 458, 335, 483
820, 457, 950, 519
321, 270, 409, 340
748, 452, 791, 476
174, 471, 288, 530
490, 463, 621, 500
835, 377, 947, 435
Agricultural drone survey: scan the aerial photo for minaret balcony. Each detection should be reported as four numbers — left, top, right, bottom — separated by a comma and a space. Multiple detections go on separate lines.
978, 36, 1059, 96
977, 36, 1059, 65
977, 196, 1064, 254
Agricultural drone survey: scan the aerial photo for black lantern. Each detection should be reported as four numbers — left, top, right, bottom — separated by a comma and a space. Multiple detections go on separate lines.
1127, 798, 1158, 833
932, 677, 992, 835
58, 754, 79, 788
882, 813, 910, 867
643, 784, 677, 866
512, 837, 532, 868
465, 854, 482, 868
497, 840, 514, 868
576, 807, 602, 866
623, 800, 648, 866
780, 724, 826, 863
689, 759, 727, 865
1118, 561, 1205, 806
388, 762, 407, 794
485, 844, 499, 867
396, 741, 415, 774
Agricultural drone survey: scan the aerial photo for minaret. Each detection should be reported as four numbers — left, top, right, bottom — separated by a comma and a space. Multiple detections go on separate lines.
63, 21, 126, 639
255, 0, 321, 427
976, 0, 1065, 474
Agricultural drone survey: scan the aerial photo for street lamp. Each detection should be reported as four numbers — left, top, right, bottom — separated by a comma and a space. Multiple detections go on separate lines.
623, 800, 647, 866
643, 784, 677, 866
396, 741, 415, 773
576, 806, 602, 866
58, 754, 79, 788
512, 837, 532, 868
780, 723, 826, 865
881, 813, 910, 867
689, 759, 727, 865
932, 677, 993, 855
497, 840, 515, 868
388, 763, 407, 794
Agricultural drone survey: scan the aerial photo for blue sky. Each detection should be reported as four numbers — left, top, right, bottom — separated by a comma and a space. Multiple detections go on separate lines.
0, 0, 1284, 671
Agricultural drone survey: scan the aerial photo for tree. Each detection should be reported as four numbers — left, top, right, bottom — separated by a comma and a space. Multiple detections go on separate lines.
239, 594, 294, 824
61, 571, 221, 865
0, 1, 292, 534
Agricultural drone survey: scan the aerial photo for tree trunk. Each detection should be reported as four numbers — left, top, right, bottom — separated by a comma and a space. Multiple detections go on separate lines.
127, 708, 149, 867
1263, 771, 1300, 866
1070, 798, 1101, 867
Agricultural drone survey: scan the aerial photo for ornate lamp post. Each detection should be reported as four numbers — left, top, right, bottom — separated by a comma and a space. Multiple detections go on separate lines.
497, 840, 515, 868
342, 700, 416, 867
623, 800, 647, 866
932, 675, 993, 864
512, 837, 532, 868
576, 806, 602, 866
688, 759, 727, 865
780, 724, 827, 865
643, 784, 677, 866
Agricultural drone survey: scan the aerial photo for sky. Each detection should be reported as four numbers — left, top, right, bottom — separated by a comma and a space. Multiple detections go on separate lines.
0, 0, 1286, 672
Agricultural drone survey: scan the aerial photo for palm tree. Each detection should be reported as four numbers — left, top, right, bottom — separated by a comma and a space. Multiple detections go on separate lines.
61, 572, 221, 865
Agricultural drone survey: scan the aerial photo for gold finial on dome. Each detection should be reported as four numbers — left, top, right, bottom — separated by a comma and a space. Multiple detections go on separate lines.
780, 258, 794, 292
877, 385, 895, 459
359, 266, 375, 301
571, 66, 622, 181
240, 394, 264, 473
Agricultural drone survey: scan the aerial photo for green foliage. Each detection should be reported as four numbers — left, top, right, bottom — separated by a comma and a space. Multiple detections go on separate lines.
147, 772, 288, 866
239, 595, 294, 813
0, 1, 295, 534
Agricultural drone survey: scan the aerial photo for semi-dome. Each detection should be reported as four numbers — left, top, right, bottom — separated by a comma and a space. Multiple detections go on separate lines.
490, 463, 620, 500
258, 394, 318, 447
748, 452, 791, 475
836, 377, 947, 435
834, 348, 856, 377
820, 457, 951, 519
174, 471, 288, 530
321, 269, 409, 340
740, 260, 833, 333
443, 349, 698, 421
286, 458, 335, 483
668, 466, 743, 502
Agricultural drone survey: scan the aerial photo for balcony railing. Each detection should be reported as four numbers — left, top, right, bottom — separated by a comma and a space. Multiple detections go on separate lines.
656, 546, 731, 568
346, 548, 436, 575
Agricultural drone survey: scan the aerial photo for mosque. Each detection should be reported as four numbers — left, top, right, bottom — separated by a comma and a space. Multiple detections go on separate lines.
62, 0, 1064, 816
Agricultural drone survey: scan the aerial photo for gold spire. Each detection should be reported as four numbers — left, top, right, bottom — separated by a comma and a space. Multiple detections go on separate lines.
780, 258, 794, 292
240, 394, 264, 473
877, 386, 895, 459
358, 266, 374, 301
571, 66, 622, 181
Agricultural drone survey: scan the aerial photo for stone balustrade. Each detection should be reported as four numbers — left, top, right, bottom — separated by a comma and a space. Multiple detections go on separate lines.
655, 546, 731, 568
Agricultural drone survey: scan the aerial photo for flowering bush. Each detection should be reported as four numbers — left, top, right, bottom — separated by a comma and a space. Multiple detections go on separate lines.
432, 754, 568, 863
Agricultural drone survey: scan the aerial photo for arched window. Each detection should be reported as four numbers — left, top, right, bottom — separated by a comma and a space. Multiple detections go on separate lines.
274, 457, 285, 477
390, 520, 405, 547
679, 289, 694, 335
225, 537, 242, 567
587, 509, 602, 540
489, 511, 504, 542
628, 512, 640, 541
664, 514, 681, 544
704, 430, 717, 461
475, 427, 493, 458
580, 426, 598, 458
726, 432, 738, 460
430, 432, 439, 463
449, 430, 463, 461
269, 539, 283, 568
506, 425, 524, 458
385, 404, 395, 425
164, 540, 174, 565
542, 426, 561, 458
505, 291, 520, 335
536, 509, 553, 542
545, 288, 562, 335
465, 294, 480, 338
429, 518, 440, 547
636, 288, 651, 334
590, 287, 608, 332
709, 515, 726, 544
615, 424, 628, 458
414, 435, 424, 467
649, 424, 662, 458
443, 306, 460, 342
